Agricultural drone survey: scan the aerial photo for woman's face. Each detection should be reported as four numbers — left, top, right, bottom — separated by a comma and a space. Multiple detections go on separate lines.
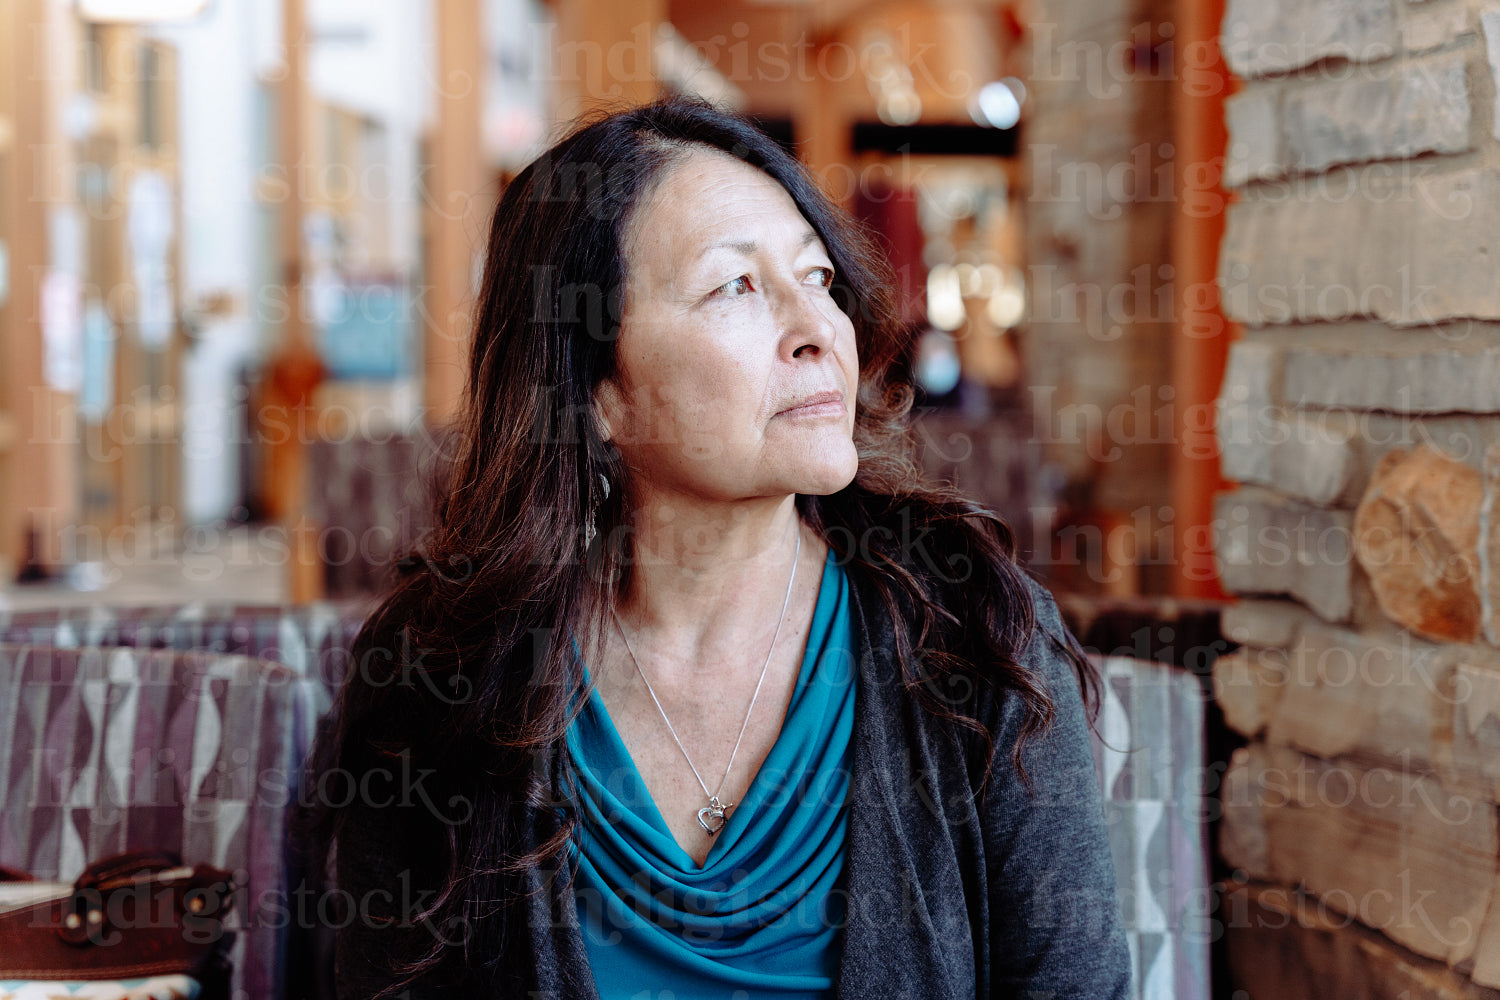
595, 148, 860, 506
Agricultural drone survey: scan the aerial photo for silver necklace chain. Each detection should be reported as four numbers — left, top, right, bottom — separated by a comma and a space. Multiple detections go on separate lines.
610, 526, 802, 838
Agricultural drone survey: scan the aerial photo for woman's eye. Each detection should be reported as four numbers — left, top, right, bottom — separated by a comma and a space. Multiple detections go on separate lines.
718, 275, 753, 297
809, 267, 835, 288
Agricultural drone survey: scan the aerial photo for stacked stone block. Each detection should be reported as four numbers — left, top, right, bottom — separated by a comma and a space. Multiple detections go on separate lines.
1214, 0, 1500, 995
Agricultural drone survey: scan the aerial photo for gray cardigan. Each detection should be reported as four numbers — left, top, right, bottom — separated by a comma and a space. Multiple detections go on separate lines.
332, 569, 1133, 999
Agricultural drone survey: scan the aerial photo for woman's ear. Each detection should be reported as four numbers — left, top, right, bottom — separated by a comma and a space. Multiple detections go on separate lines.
593, 380, 620, 443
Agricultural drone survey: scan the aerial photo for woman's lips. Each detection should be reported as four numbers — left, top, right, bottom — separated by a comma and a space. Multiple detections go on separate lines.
777, 391, 845, 417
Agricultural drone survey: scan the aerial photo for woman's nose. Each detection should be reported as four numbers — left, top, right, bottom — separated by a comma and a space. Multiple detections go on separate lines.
774, 283, 838, 361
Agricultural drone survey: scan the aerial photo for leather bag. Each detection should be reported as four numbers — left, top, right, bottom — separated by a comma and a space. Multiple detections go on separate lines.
0, 849, 236, 983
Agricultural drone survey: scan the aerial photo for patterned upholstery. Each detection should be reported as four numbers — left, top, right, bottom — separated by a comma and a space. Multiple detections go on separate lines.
1089, 655, 1212, 1000
0, 601, 373, 713
0, 645, 322, 1000
0, 603, 376, 1000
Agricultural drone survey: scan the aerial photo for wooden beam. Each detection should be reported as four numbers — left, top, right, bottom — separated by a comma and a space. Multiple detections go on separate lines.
423, 0, 486, 428
791, 47, 854, 206
259, 0, 325, 538
1170, 0, 1233, 599
78, 25, 133, 546
266, 0, 330, 601
0, 0, 78, 578
552, 0, 663, 120
279, 0, 309, 357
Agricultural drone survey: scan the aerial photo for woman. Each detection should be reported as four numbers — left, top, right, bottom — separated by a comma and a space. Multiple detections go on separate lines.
302, 97, 1131, 999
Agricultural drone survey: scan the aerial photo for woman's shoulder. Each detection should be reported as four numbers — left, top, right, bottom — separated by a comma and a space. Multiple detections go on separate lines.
849, 534, 1097, 741
1015, 573, 1084, 678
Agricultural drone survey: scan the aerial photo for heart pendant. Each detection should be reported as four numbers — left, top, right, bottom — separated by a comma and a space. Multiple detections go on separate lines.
697, 799, 729, 836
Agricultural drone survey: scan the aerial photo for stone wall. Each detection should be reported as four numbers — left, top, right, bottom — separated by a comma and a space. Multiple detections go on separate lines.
1213, 0, 1500, 995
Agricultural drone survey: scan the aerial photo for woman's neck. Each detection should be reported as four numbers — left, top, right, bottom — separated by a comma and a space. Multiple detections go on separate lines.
605, 490, 819, 688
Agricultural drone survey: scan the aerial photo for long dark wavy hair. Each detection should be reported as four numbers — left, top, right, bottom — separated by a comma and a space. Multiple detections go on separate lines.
299, 96, 1101, 997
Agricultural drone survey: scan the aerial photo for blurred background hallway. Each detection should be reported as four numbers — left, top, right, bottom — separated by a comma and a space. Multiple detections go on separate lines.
6, 2, 1500, 999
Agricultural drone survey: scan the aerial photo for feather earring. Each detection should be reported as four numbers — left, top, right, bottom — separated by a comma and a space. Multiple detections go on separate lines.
584, 472, 611, 549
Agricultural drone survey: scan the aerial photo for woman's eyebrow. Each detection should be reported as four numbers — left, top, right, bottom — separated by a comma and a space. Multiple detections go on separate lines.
705, 239, 759, 256
703, 231, 822, 257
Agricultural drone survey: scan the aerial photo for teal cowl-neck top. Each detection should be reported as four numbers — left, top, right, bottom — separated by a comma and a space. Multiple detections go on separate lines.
562, 547, 857, 999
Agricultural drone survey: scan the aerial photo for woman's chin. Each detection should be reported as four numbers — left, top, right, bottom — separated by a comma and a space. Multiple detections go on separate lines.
791, 454, 860, 496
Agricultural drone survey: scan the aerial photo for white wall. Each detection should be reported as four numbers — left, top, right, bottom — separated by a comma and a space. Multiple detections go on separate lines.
151, 0, 261, 523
